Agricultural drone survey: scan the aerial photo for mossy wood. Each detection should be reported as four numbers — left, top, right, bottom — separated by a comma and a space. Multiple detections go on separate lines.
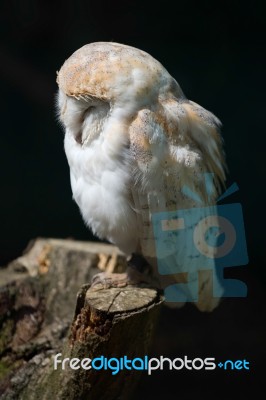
0, 239, 162, 399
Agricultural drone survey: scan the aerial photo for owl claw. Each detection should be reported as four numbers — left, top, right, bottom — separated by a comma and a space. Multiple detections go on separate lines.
90, 267, 152, 292
90, 272, 128, 290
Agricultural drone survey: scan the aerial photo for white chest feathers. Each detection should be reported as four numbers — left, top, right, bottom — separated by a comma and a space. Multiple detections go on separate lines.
63, 113, 139, 256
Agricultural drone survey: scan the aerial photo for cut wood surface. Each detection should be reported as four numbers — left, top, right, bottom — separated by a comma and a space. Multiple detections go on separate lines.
0, 238, 163, 399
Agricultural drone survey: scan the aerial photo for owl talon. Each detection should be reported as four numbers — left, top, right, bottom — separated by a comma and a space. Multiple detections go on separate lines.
90, 272, 133, 291
90, 266, 152, 291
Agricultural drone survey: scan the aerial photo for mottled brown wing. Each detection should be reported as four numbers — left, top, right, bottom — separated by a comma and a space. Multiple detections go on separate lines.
129, 99, 226, 311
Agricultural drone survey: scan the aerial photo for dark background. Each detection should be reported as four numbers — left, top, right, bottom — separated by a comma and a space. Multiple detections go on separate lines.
0, 0, 265, 398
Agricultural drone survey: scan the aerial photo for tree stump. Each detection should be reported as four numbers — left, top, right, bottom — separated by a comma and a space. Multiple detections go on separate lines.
0, 239, 163, 399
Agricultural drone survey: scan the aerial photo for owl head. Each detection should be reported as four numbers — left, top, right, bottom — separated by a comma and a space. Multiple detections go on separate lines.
57, 42, 225, 192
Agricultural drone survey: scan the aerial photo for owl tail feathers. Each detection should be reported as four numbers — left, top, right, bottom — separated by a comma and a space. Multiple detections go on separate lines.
157, 268, 224, 312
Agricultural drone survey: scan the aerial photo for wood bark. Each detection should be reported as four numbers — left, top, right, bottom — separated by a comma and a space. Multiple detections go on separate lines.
0, 239, 163, 399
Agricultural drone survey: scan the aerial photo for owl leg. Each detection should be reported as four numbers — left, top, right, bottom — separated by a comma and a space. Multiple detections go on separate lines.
90, 253, 153, 291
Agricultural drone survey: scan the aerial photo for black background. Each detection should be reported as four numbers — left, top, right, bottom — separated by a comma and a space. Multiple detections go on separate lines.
0, 0, 265, 398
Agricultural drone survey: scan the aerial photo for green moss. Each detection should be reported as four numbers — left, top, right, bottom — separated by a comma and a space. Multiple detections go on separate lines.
0, 319, 14, 355
0, 360, 12, 380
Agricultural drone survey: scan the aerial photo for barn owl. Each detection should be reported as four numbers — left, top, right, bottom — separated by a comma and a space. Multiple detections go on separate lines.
56, 42, 226, 311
